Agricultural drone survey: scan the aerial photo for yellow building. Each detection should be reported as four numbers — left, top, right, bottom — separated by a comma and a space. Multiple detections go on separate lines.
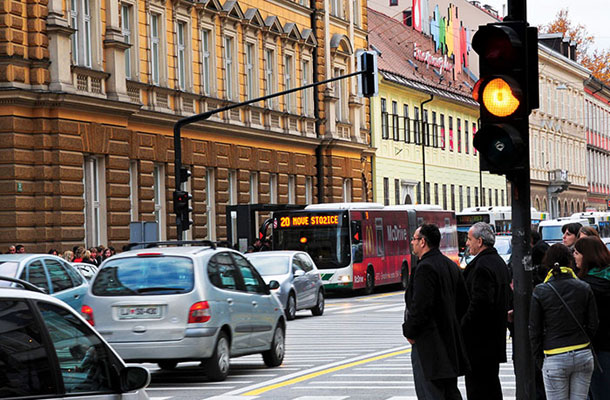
0, 0, 372, 251
368, 9, 506, 211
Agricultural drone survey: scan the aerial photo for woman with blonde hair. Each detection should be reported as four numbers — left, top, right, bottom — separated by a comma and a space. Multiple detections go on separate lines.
62, 250, 74, 262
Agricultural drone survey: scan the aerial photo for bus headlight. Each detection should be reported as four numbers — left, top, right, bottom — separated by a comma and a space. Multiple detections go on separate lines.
338, 275, 351, 283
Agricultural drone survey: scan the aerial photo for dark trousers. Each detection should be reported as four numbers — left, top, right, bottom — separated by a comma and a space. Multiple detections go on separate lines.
465, 360, 502, 400
412, 343, 462, 400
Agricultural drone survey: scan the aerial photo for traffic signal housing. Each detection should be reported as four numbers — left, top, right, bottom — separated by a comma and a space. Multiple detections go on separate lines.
357, 50, 379, 98
472, 21, 538, 176
173, 190, 193, 231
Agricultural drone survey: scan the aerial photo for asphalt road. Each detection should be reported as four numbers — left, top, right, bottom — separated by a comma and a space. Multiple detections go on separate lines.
141, 288, 516, 400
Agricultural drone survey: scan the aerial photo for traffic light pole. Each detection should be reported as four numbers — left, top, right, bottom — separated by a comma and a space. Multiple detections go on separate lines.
173, 69, 368, 240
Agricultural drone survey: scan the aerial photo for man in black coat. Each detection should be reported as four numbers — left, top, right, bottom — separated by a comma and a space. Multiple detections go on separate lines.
462, 222, 512, 400
403, 224, 470, 400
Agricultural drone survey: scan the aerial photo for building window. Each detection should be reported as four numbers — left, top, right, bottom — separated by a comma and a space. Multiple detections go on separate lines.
489, 188, 493, 206
449, 116, 454, 151
343, 179, 352, 202
442, 184, 447, 209
423, 109, 429, 146
206, 168, 216, 240
84, 156, 106, 247
228, 169, 237, 205
250, 172, 258, 204
305, 176, 313, 204
434, 183, 439, 205
465, 120, 469, 154
432, 111, 438, 147
176, 22, 186, 90
153, 164, 166, 240
288, 175, 296, 203
395, 178, 400, 204
224, 36, 235, 100
245, 42, 256, 100
501, 189, 505, 206
352, 0, 361, 26
472, 121, 478, 155
381, 98, 389, 139
129, 161, 138, 221
475, 187, 479, 207
150, 13, 160, 85
414, 106, 420, 144
457, 118, 462, 153
451, 184, 456, 210
285, 54, 294, 112
459, 185, 463, 212
383, 177, 389, 206
403, 104, 411, 143
270, 173, 278, 203
264, 48, 276, 109
416, 182, 421, 204
122, 4, 134, 79
334, 67, 347, 122
467, 186, 471, 208
392, 101, 399, 140
331, 0, 342, 17
425, 182, 430, 204
440, 113, 446, 149
201, 29, 212, 95
71, 0, 92, 67
495, 189, 499, 206
302, 59, 312, 116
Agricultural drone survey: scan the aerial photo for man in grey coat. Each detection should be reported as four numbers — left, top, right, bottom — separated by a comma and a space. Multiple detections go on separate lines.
403, 224, 470, 399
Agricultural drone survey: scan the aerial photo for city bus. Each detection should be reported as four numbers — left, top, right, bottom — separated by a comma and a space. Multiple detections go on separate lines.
571, 212, 610, 238
456, 206, 548, 255
269, 203, 458, 293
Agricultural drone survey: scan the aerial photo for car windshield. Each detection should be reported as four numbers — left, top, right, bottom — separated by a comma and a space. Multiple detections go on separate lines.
540, 226, 564, 242
495, 238, 511, 255
0, 261, 19, 285
247, 256, 290, 276
92, 256, 194, 296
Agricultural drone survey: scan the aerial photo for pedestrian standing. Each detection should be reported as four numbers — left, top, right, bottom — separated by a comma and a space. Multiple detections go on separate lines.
403, 224, 470, 400
562, 222, 583, 252
462, 222, 512, 400
7, 245, 15, 254
578, 226, 600, 239
531, 230, 550, 400
15, 244, 25, 253
573, 237, 610, 400
529, 244, 598, 400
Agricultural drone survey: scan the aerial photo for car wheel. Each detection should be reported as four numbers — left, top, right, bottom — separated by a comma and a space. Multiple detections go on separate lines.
262, 324, 285, 367
285, 293, 296, 320
365, 268, 375, 295
311, 290, 325, 316
203, 332, 230, 381
158, 361, 177, 370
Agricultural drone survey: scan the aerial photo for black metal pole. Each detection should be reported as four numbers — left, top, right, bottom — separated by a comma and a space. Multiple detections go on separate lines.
420, 95, 433, 204
507, 1, 535, 399
173, 69, 366, 239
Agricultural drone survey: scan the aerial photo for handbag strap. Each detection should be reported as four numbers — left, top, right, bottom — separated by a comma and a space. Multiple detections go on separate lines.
547, 282, 591, 343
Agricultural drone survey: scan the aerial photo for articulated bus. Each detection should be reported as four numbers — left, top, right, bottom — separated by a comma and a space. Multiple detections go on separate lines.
270, 203, 458, 293
456, 206, 548, 255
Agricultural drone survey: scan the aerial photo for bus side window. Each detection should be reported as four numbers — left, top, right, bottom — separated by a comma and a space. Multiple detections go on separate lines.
375, 218, 384, 257
351, 220, 363, 264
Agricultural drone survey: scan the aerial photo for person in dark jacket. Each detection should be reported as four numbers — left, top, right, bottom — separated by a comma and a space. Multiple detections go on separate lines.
529, 244, 598, 400
403, 224, 470, 400
461, 222, 512, 400
573, 237, 610, 400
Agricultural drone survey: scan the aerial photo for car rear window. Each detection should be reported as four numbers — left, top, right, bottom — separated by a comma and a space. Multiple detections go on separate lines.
0, 262, 19, 283
247, 256, 290, 276
92, 256, 194, 296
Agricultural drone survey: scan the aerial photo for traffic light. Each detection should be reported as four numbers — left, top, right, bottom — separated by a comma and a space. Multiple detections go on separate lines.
357, 50, 378, 98
472, 21, 538, 176
173, 190, 192, 231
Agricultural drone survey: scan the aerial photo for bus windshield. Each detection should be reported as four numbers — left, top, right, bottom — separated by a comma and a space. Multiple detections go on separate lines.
273, 224, 351, 269
540, 226, 564, 242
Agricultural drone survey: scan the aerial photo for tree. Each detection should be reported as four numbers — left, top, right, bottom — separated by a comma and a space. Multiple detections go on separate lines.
541, 9, 610, 85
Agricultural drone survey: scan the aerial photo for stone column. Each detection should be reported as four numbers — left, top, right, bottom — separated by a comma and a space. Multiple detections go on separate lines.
47, 0, 75, 92
104, 0, 130, 102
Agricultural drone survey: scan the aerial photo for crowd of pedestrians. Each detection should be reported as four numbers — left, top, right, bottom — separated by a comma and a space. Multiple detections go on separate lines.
403, 221, 610, 400
4, 244, 116, 266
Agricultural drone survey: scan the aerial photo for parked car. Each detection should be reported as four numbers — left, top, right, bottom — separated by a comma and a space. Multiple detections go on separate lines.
245, 251, 325, 320
0, 254, 89, 311
72, 262, 99, 281
0, 276, 150, 399
81, 243, 286, 381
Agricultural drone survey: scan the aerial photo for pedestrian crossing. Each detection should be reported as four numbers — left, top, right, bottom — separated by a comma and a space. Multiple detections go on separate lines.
146, 291, 517, 400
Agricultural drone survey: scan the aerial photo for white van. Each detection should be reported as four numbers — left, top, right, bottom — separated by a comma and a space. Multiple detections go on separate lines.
538, 217, 589, 244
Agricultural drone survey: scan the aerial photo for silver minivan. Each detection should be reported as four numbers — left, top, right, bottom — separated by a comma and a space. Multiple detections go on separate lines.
81, 245, 286, 381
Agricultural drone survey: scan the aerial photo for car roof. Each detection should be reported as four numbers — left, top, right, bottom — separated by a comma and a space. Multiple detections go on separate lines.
0, 285, 71, 304
245, 251, 304, 258
0, 254, 67, 263
106, 246, 225, 260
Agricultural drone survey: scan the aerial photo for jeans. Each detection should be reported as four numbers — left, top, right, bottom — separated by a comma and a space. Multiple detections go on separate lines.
411, 343, 462, 400
542, 349, 594, 400
588, 350, 610, 400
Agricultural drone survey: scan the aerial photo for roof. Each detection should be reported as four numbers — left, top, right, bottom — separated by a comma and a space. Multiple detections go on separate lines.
367, 8, 479, 107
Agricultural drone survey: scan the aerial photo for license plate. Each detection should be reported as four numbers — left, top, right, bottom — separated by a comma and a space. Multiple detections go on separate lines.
118, 305, 162, 320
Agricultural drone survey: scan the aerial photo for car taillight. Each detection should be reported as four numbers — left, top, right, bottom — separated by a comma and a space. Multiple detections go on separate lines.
81, 305, 95, 326
188, 301, 211, 323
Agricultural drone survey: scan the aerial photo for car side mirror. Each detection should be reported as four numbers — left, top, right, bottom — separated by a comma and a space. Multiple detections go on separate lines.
293, 269, 305, 277
268, 280, 280, 290
120, 366, 150, 392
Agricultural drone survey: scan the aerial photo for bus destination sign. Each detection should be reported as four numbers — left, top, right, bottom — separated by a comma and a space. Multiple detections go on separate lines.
278, 214, 339, 228
456, 214, 490, 225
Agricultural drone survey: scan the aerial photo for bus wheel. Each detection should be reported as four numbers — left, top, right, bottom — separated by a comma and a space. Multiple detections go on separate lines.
365, 268, 375, 295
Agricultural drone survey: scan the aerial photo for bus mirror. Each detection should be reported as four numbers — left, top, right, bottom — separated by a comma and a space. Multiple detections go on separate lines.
351, 220, 362, 244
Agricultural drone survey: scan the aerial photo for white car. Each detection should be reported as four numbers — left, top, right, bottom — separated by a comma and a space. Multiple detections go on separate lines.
460, 236, 512, 268
0, 276, 150, 399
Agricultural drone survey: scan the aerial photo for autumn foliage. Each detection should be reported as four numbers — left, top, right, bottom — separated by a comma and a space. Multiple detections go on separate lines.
541, 9, 610, 85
